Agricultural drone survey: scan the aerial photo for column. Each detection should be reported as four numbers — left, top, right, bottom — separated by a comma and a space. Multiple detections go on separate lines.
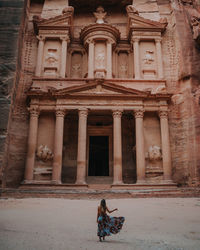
52, 109, 65, 184
24, 107, 39, 182
112, 110, 123, 185
159, 111, 172, 182
88, 40, 94, 78
60, 37, 68, 78
132, 38, 140, 79
35, 36, 45, 77
76, 109, 88, 185
134, 109, 146, 183
155, 38, 164, 79
106, 40, 112, 78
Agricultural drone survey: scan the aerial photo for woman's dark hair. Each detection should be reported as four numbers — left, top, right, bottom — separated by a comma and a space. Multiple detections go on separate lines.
100, 199, 106, 211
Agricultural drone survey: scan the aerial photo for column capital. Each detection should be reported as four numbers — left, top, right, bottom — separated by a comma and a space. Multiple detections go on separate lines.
131, 37, 140, 43
159, 110, 168, 119
78, 108, 88, 117
112, 109, 123, 118
134, 109, 144, 118
60, 36, 70, 42
86, 38, 94, 45
28, 107, 40, 117
107, 38, 114, 45
55, 108, 66, 117
36, 35, 45, 41
155, 37, 162, 43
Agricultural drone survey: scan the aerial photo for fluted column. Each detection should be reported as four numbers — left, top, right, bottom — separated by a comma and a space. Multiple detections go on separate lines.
132, 38, 140, 79
106, 40, 112, 78
155, 38, 164, 79
24, 107, 40, 182
159, 111, 172, 182
134, 109, 146, 183
88, 40, 94, 78
35, 36, 45, 77
60, 37, 68, 78
52, 109, 65, 184
76, 109, 88, 185
112, 110, 123, 185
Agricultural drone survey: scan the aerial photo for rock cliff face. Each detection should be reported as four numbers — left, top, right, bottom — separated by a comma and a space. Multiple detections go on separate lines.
0, 0, 25, 184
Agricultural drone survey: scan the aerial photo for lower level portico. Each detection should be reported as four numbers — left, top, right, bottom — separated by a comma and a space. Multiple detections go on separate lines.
23, 90, 174, 187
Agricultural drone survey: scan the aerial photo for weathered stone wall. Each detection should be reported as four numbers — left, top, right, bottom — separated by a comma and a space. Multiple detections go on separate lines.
0, 0, 25, 185
168, 0, 200, 185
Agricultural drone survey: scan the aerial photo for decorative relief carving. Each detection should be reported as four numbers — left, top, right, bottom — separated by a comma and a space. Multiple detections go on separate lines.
45, 49, 58, 67
28, 107, 39, 117
134, 109, 144, 118
112, 110, 123, 118
62, 6, 74, 15
55, 109, 65, 117
148, 145, 162, 162
191, 16, 200, 40
93, 6, 107, 24
143, 50, 154, 64
126, 5, 139, 16
96, 51, 105, 69
159, 110, 168, 119
36, 145, 54, 162
79, 109, 88, 117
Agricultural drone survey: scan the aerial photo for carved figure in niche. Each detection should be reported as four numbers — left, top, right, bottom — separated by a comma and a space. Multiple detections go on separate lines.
119, 64, 128, 78
45, 49, 58, 67
72, 63, 81, 78
126, 5, 139, 15
36, 145, 54, 162
148, 145, 162, 162
96, 51, 105, 69
191, 16, 200, 39
143, 50, 154, 64
93, 6, 107, 24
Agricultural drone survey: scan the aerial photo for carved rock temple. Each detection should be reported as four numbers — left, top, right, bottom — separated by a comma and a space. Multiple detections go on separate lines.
0, 0, 200, 191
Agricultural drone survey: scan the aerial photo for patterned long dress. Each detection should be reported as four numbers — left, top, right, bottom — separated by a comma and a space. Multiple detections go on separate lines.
97, 212, 125, 237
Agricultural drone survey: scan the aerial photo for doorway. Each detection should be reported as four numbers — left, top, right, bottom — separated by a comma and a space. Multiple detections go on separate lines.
88, 136, 109, 176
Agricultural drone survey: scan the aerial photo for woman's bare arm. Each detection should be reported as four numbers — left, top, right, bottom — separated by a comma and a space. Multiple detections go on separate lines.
97, 206, 100, 223
106, 206, 118, 213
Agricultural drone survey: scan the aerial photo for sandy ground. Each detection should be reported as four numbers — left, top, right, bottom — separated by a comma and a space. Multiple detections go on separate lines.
0, 198, 200, 250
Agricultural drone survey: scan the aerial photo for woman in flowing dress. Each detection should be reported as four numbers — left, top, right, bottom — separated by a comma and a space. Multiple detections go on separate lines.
97, 199, 125, 242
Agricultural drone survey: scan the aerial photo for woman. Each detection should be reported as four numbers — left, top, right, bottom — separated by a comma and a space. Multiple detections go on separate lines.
97, 199, 125, 242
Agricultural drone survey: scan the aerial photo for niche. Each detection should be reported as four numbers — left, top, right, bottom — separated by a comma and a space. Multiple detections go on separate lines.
71, 52, 83, 78
118, 52, 128, 78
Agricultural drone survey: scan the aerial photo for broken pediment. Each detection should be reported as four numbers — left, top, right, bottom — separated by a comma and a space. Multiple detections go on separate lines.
126, 5, 167, 35
33, 7, 74, 34
52, 81, 148, 97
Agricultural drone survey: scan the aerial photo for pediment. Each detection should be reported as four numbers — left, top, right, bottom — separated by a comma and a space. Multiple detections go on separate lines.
128, 14, 167, 32
34, 10, 73, 33
53, 81, 148, 97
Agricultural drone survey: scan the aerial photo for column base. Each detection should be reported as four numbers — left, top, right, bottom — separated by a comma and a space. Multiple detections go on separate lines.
22, 180, 34, 185
51, 180, 62, 185
75, 180, 87, 185
136, 179, 146, 185
112, 181, 124, 185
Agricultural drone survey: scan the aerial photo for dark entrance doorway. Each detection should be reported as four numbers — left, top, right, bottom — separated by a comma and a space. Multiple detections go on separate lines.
88, 136, 109, 176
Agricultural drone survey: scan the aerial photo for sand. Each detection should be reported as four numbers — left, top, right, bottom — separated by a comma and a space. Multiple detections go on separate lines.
0, 198, 200, 250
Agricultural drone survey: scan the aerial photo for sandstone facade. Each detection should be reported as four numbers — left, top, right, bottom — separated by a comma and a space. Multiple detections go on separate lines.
1, 0, 200, 188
